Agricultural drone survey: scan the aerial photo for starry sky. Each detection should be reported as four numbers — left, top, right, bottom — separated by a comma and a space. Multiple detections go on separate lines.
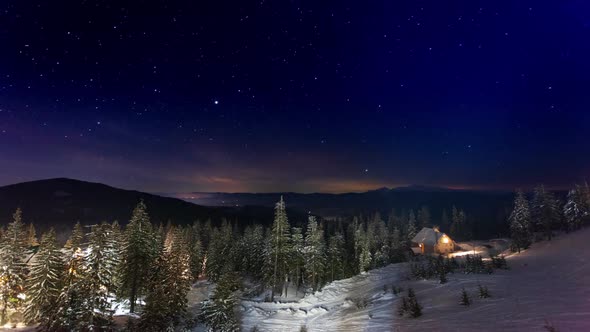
1, 1, 590, 193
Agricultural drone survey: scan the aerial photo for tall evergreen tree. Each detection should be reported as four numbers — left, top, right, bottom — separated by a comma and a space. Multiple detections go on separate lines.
531, 185, 560, 240
26, 223, 39, 247
65, 221, 84, 252
509, 190, 532, 252
118, 201, 158, 313
290, 227, 305, 290
304, 216, 326, 291
24, 229, 64, 325
564, 185, 588, 231
327, 233, 345, 282
81, 222, 119, 329
140, 227, 191, 330
269, 196, 291, 300
0, 208, 28, 324
206, 221, 234, 282
200, 272, 241, 332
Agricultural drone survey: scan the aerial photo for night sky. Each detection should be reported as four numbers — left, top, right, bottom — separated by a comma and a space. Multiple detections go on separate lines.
1, 1, 590, 193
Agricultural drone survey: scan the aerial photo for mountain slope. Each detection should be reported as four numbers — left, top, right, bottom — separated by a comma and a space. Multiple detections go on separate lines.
240, 228, 590, 331
0, 178, 275, 234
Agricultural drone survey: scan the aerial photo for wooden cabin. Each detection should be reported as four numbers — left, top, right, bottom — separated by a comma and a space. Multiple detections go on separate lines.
411, 227, 455, 255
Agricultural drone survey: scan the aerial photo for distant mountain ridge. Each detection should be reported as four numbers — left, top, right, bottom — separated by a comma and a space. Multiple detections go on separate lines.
168, 185, 520, 239
0, 178, 286, 236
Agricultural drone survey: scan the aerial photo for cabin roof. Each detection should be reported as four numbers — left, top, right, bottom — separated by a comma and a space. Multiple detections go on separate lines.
412, 227, 451, 246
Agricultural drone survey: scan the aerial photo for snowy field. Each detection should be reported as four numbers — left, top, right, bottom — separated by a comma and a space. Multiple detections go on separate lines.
241, 228, 590, 331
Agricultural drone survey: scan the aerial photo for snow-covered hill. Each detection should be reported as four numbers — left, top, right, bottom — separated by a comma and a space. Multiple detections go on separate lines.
242, 228, 590, 331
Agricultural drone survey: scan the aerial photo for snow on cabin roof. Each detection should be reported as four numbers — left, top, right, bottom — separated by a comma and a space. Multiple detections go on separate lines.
412, 227, 450, 245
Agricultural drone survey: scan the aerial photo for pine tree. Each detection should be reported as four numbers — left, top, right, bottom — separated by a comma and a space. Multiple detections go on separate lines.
200, 272, 241, 332
327, 233, 345, 282
65, 221, 84, 252
164, 227, 192, 326
141, 227, 192, 330
26, 223, 39, 247
304, 216, 326, 291
189, 238, 204, 282
0, 208, 29, 324
269, 196, 291, 300
290, 227, 305, 290
407, 288, 422, 317
509, 190, 532, 252
83, 222, 119, 329
355, 225, 371, 273
240, 225, 266, 280
24, 229, 64, 325
564, 186, 586, 232
460, 288, 471, 306
206, 221, 235, 282
531, 185, 560, 240
478, 284, 491, 298
397, 296, 409, 316
118, 201, 158, 313
50, 223, 86, 331
389, 227, 403, 263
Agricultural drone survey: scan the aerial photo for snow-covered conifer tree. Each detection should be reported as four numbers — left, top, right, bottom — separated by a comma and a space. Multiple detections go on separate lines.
290, 227, 305, 290
24, 228, 64, 325
200, 272, 241, 332
118, 201, 158, 313
509, 190, 532, 252
269, 196, 291, 300
327, 232, 345, 282
304, 216, 326, 291
0, 208, 28, 324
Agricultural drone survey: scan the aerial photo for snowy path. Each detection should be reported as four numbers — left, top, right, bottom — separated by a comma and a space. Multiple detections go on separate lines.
241, 264, 408, 331
242, 227, 590, 331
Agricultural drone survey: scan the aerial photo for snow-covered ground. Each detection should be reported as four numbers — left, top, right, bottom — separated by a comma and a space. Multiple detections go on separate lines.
241, 228, 590, 331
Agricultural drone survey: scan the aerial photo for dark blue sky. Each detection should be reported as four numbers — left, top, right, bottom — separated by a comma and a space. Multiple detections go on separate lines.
1, 1, 589, 193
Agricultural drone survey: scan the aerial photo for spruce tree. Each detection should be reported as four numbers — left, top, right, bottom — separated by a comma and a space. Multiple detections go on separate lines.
24, 229, 64, 325
65, 221, 84, 252
327, 233, 345, 282
564, 186, 585, 232
269, 196, 291, 300
141, 228, 192, 330
304, 216, 326, 291
531, 185, 560, 240
83, 222, 119, 329
389, 227, 403, 263
0, 208, 29, 324
460, 288, 471, 306
26, 223, 39, 247
200, 272, 241, 332
478, 284, 490, 298
118, 201, 158, 313
407, 288, 422, 317
509, 190, 532, 252
206, 221, 234, 282
290, 227, 305, 289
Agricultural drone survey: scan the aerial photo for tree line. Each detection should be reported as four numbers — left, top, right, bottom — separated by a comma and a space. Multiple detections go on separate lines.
509, 183, 590, 252
0, 197, 475, 331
